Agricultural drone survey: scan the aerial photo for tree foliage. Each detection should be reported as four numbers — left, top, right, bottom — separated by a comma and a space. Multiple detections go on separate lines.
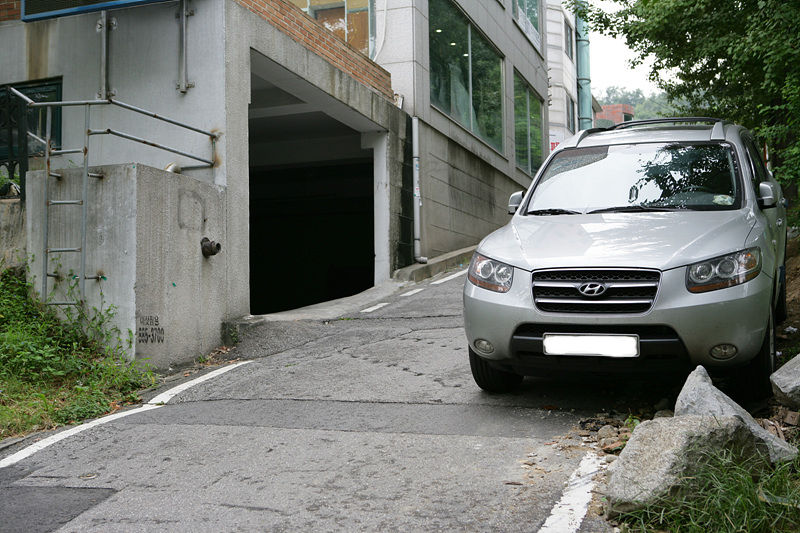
576, 0, 800, 189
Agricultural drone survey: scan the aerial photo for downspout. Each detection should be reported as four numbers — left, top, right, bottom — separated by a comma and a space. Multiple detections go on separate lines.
576, 4, 593, 130
412, 116, 427, 264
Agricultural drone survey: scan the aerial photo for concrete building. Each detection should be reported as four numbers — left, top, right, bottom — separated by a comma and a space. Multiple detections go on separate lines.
545, 0, 601, 152
0, 0, 549, 368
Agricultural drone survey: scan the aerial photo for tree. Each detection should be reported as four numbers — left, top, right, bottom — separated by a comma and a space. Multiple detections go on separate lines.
575, 0, 800, 190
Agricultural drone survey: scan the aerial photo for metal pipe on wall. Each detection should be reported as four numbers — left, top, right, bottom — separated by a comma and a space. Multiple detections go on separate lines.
412, 116, 427, 264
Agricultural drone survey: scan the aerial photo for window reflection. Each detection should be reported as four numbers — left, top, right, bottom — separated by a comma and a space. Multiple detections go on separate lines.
514, 73, 544, 175
429, 0, 504, 151
529, 143, 741, 213
290, 0, 374, 57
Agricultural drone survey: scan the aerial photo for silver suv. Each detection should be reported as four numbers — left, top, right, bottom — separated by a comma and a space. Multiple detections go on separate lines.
463, 118, 786, 397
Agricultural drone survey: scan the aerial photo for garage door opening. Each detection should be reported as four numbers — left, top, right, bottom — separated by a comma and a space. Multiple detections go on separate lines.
249, 160, 374, 314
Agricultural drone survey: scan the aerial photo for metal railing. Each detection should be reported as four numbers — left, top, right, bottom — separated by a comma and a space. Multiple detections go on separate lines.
10, 87, 218, 304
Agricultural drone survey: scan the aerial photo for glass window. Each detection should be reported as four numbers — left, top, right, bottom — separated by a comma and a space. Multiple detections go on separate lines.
429, 0, 504, 151
0, 78, 61, 161
527, 143, 741, 214
564, 21, 574, 61
514, 73, 543, 175
291, 0, 374, 57
512, 0, 540, 48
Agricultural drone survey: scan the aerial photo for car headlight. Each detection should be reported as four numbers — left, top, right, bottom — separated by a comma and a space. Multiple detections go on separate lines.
686, 248, 761, 293
468, 253, 514, 293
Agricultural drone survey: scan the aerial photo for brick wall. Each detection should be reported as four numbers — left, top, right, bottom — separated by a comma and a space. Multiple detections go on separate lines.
0, 1, 20, 22
233, 0, 394, 101
596, 104, 635, 125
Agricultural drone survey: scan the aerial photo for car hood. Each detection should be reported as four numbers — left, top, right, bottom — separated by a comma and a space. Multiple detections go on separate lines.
478, 210, 757, 272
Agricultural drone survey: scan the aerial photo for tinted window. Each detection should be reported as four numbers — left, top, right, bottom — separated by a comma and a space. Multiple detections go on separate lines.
528, 143, 741, 213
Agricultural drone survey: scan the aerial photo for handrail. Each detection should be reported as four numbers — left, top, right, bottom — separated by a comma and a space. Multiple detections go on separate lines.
8, 86, 218, 306
9, 86, 218, 165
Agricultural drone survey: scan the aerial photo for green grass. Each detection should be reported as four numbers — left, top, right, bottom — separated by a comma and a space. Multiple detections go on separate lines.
0, 267, 155, 439
617, 446, 800, 533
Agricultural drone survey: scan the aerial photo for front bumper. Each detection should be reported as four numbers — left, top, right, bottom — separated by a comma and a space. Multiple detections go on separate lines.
463, 266, 772, 374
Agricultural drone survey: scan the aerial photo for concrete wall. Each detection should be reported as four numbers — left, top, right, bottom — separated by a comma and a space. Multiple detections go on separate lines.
0, 2, 225, 185
224, 0, 411, 276
26, 163, 228, 369
0, 199, 25, 268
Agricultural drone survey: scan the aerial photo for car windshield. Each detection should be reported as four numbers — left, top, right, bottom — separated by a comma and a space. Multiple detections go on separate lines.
526, 142, 741, 214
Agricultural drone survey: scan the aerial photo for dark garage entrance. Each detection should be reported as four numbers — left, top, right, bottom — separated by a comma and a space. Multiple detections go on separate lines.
249, 160, 374, 314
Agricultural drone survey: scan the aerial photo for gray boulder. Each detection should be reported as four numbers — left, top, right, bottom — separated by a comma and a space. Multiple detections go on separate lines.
605, 415, 761, 514
675, 366, 797, 463
771, 354, 800, 409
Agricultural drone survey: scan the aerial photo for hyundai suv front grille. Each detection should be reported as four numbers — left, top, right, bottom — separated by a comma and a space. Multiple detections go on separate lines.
532, 269, 661, 314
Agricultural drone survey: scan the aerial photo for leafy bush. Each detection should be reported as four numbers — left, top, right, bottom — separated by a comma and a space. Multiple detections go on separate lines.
0, 267, 155, 438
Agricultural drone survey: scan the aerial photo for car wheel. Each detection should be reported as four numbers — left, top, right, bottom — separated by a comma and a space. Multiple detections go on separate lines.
739, 310, 775, 399
469, 347, 524, 393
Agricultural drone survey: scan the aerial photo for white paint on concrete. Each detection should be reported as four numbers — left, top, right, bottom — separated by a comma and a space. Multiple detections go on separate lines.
538, 451, 603, 533
400, 288, 425, 297
0, 405, 163, 469
0, 361, 251, 469
147, 361, 253, 405
431, 269, 468, 285
360, 303, 390, 313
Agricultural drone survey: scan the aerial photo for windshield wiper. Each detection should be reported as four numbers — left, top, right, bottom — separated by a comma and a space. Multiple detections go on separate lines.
587, 205, 685, 214
526, 208, 581, 216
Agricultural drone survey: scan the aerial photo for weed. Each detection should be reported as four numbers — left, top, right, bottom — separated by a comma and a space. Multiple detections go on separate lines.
617, 449, 800, 532
0, 267, 155, 439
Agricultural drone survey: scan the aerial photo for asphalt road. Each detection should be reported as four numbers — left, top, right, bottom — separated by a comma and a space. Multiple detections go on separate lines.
0, 268, 682, 532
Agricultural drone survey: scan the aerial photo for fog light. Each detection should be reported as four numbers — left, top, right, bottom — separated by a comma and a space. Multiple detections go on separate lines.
475, 339, 494, 354
710, 344, 738, 360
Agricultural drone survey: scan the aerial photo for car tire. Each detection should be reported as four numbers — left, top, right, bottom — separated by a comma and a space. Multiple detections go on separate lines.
739, 311, 775, 399
469, 347, 524, 393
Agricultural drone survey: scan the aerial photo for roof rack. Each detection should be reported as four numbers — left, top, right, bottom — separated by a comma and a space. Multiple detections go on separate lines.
611, 117, 727, 130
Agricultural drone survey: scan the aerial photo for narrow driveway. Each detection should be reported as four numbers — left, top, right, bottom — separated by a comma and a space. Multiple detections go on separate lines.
0, 268, 659, 532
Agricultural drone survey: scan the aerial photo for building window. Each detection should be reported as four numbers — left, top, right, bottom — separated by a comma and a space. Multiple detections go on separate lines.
512, 0, 540, 48
564, 21, 574, 61
429, 0, 504, 151
0, 78, 62, 162
514, 73, 544, 175
566, 95, 576, 133
289, 0, 374, 57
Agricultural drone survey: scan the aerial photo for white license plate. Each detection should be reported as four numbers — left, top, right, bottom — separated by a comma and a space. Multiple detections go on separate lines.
543, 334, 639, 358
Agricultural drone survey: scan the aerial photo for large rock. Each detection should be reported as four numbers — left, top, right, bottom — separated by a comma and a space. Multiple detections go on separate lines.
675, 366, 797, 463
605, 415, 761, 514
771, 354, 800, 409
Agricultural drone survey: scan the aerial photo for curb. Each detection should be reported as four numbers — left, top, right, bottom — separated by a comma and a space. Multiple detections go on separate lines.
392, 246, 476, 282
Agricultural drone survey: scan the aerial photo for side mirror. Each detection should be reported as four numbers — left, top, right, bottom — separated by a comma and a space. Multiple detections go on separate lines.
759, 182, 777, 209
508, 191, 524, 215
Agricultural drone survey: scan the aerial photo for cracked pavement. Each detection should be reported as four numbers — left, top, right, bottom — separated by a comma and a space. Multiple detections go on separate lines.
0, 268, 630, 532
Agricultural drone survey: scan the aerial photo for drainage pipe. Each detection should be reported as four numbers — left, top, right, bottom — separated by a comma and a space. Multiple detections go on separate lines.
576, 4, 594, 130
412, 116, 427, 264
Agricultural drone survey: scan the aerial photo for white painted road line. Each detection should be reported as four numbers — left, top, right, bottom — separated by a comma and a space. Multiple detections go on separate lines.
360, 302, 390, 313
538, 451, 603, 533
0, 361, 252, 469
400, 288, 425, 297
148, 361, 252, 405
431, 269, 468, 285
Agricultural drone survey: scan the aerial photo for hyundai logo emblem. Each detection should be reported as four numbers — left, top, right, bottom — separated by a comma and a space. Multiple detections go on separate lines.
578, 282, 607, 297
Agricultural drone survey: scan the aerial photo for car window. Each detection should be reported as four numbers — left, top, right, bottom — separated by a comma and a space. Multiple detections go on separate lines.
527, 142, 741, 213
744, 136, 769, 190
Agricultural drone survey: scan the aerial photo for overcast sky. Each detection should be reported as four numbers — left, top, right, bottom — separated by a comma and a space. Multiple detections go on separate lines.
589, 31, 659, 95
586, 1, 660, 96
